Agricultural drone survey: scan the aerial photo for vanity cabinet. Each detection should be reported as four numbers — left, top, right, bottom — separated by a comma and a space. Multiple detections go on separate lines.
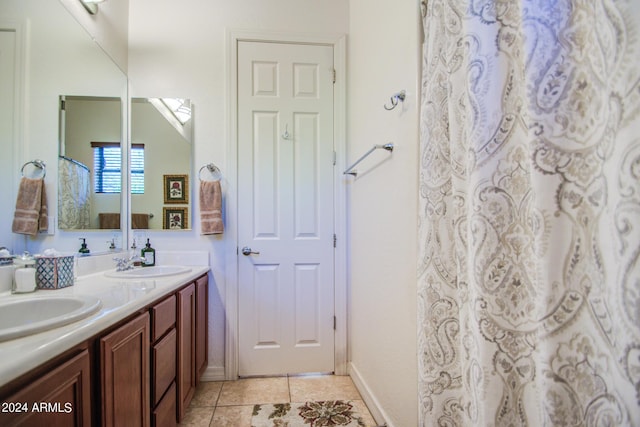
151, 295, 177, 427
177, 275, 209, 421
0, 348, 92, 427
177, 283, 195, 420
0, 273, 208, 427
100, 312, 150, 427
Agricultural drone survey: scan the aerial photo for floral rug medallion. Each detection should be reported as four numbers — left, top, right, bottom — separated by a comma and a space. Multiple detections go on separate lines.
251, 400, 367, 427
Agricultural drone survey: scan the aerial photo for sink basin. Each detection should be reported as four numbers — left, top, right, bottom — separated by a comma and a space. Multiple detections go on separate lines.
104, 265, 191, 279
0, 295, 102, 342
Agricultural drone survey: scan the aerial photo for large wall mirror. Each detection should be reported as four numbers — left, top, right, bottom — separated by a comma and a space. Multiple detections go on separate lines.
1, 0, 127, 243
58, 96, 193, 231
59, 96, 122, 230
130, 98, 193, 230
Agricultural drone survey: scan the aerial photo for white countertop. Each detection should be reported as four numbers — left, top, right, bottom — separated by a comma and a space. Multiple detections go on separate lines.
0, 265, 209, 387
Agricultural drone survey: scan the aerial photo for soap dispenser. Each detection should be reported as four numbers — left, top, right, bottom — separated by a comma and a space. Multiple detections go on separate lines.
78, 238, 90, 255
141, 238, 155, 267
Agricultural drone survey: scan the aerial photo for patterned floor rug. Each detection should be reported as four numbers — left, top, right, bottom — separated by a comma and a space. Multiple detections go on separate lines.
251, 400, 367, 427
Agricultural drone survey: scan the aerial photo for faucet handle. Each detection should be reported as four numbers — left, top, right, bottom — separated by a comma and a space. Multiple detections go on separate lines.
113, 256, 128, 271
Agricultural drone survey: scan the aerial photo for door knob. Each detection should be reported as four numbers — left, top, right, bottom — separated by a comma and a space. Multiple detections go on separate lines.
241, 246, 260, 256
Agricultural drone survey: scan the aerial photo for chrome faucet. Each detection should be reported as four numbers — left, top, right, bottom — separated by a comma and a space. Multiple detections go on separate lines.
113, 252, 145, 272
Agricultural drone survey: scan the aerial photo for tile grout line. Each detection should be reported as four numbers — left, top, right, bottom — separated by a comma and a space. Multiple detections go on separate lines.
214, 381, 223, 407
208, 381, 223, 425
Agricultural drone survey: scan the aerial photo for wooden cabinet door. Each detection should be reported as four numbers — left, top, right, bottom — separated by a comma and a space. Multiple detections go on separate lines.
195, 275, 208, 382
177, 283, 195, 421
100, 312, 150, 427
0, 349, 91, 427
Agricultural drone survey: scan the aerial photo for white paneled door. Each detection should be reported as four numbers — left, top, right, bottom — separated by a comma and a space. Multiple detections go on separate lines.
237, 41, 335, 376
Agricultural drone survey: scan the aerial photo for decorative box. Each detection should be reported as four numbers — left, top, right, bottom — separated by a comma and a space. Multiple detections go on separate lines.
35, 255, 75, 289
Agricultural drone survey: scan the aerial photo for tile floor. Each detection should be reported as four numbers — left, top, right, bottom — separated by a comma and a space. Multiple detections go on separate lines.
178, 375, 379, 426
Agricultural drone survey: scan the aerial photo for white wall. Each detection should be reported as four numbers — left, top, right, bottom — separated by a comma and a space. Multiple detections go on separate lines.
59, 0, 129, 72
347, 1, 420, 426
127, 0, 349, 379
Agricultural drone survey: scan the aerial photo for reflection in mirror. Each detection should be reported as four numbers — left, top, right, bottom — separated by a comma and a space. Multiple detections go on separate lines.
131, 98, 193, 230
2, 0, 127, 252
58, 96, 122, 230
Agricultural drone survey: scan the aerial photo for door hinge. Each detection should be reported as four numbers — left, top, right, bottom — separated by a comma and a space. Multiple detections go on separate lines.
333, 150, 336, 166
333, 234, 337, 248
332, 69, 336, 84
333, 316, 336, 330
60, 99, 66, 110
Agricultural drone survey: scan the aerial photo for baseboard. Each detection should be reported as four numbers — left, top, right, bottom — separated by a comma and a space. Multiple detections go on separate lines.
348, 362, 392, 427
199, 365, 226, 382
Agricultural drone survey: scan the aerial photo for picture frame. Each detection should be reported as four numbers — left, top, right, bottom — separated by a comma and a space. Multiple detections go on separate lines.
163, 174, 189, 204
163, 207, 189, 230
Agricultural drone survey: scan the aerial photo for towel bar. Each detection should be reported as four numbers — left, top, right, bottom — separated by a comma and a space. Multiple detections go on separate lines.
343, 143, 394, 177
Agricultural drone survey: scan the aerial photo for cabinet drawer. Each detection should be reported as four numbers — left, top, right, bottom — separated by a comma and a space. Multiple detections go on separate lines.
152, 294, 176, 341
152, 382, 177, 427
153, 327, 177, 406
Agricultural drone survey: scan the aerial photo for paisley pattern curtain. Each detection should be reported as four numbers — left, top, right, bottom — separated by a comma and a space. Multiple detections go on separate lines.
418, 0, 640, 425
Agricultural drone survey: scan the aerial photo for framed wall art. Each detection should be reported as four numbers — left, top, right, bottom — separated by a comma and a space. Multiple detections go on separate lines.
163, 207, 189, 230
163, 174, 189, 204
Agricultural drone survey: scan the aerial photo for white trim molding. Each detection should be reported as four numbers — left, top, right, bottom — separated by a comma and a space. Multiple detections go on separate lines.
225, 29, 348, 379
200, 365, 226, 382
349, 362, 391, 427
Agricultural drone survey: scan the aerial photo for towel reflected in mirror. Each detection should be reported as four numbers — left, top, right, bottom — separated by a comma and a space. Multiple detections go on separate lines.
99, 213, 151, 229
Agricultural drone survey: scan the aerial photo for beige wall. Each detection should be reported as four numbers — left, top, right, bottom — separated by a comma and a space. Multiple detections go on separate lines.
346, 1, 420, 426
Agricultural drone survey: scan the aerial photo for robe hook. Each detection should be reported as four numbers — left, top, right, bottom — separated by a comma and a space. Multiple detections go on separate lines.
384, 90, 406, 110
282, 124, 291, 140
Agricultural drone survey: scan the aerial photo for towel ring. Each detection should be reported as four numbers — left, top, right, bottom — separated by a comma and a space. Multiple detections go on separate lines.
21, 160, 46, 179
198, 163, 222, 182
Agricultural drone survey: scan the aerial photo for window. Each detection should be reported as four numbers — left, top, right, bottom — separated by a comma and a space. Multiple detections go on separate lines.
131, 145, 145, 194
92, 142, 144, 194
160, 98, 191, 125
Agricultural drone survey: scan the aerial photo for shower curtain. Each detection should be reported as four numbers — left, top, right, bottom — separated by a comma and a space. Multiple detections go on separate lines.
418, 0, 640, 425
58, 157, 91, 229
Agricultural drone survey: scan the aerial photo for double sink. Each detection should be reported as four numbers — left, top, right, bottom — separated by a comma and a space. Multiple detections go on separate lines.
0, 265, 191, 342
